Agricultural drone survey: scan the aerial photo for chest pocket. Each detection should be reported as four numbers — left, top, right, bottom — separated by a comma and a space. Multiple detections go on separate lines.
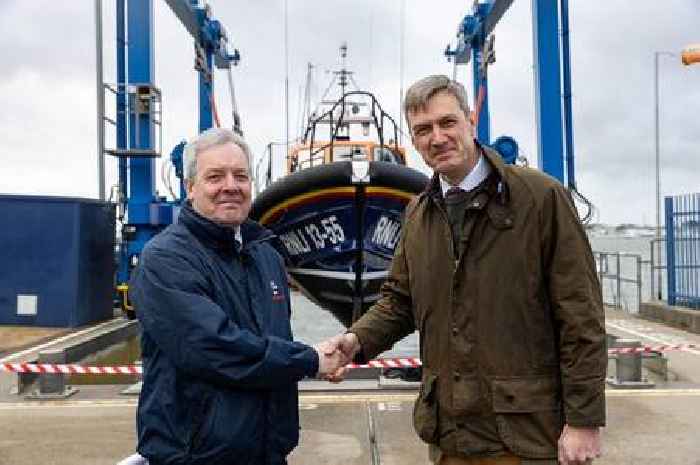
485, 202, 515, 230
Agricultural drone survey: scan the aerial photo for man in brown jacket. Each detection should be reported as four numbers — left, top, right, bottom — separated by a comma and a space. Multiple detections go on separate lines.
323, 75, 606, 465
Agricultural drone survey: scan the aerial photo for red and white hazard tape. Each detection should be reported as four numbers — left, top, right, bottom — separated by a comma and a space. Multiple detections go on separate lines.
0, 363, 141, 375
1, 346, 697, 375
345, 357, 421, 369
607, 344, 696, 355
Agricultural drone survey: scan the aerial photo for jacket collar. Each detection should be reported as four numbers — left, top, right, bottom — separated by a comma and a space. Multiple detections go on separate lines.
179, 202, 272, 254
422, 141, 511, 206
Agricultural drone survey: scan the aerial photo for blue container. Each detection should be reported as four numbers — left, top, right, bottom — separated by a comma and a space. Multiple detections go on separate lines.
0, 195, 116, 327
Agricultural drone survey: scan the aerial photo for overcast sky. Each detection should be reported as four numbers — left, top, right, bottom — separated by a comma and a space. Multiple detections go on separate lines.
1, 0, 698, 225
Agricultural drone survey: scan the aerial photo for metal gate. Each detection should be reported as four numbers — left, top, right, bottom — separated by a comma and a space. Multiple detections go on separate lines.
665, 193, 700, 308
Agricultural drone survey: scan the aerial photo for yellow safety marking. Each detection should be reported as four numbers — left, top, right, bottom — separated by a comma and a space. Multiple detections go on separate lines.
605, 388, 700, 397
0, 399, 138, 410
299, 392, 417, 404
117, 284, 134, 311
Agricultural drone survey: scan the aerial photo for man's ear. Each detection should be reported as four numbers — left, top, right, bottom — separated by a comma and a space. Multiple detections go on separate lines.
469, 111, 477, 125
185, 179, 193, 200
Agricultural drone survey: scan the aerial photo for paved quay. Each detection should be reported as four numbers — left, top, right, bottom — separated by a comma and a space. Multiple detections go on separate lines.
1, 389, 700, 465
0, 306, 699, 464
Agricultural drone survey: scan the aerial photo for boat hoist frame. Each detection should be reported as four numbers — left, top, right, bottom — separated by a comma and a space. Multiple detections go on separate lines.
445, 0, 591, 212
106, 0, 240, 317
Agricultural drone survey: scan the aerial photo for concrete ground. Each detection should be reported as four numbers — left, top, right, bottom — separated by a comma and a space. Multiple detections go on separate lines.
1, 307, 699, 464
1, 390, 700, 465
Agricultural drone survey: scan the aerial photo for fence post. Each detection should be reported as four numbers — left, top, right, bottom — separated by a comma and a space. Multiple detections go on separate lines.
616, 253, 622, 309
649, 240, 656, 299
665, 196, 675, 306
636, 255, 642, 312
606, 339, 654, 389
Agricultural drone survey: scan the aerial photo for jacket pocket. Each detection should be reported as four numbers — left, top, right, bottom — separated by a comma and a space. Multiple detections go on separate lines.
413, 372, 439, 444
491, 376, 560, 413
491, 376, 563, 457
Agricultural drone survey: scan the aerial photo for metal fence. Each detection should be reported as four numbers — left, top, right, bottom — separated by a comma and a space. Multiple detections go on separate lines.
665, 193, 700, 309
594, 251, 644, 313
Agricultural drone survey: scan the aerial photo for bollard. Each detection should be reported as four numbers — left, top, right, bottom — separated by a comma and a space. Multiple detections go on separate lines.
606, 339, 654, 389
25, 349, 79, 399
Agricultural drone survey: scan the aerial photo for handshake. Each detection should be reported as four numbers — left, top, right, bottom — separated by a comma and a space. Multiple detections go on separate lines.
312, 332, 361, 382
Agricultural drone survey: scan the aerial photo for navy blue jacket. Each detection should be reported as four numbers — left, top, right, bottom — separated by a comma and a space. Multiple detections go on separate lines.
131, 204, 319, 465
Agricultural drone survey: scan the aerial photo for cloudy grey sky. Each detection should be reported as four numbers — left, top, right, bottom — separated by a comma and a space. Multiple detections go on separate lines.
1, 1, 698, 225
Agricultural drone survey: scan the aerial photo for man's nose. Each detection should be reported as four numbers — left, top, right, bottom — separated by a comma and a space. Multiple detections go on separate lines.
222, 173, 239, 191
430, 126, 448, 145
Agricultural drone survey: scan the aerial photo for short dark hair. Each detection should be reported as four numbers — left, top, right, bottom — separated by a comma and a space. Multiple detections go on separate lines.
403, 75, 470, 130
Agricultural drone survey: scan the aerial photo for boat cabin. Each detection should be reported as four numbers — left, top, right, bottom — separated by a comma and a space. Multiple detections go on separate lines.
287, 140, 406, 174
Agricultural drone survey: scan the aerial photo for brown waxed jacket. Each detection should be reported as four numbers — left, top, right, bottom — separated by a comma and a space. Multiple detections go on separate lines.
349, 146, 606, 459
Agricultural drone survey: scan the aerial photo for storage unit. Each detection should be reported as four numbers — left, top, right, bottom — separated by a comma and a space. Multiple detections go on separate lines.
0, 195, 116, 327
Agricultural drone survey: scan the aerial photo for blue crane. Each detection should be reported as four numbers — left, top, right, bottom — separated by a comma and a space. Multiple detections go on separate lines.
445, 0, 577, 189
108, 0, 240, 316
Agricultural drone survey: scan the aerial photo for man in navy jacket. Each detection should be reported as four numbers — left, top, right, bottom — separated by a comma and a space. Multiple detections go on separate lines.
130, 127, 344, 465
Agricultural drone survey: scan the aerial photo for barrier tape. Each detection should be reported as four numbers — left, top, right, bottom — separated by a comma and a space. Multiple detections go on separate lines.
0, 363, 141, 375
345, 358, 421, 369
608, 344, 697, 355
1, 345, 697, 375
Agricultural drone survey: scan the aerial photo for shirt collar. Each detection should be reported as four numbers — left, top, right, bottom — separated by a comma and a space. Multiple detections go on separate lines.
439, 152, 492, 197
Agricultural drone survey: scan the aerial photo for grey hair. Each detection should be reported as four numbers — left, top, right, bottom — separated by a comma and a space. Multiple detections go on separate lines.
183, 127, 253, 183
403, 75, 471, 129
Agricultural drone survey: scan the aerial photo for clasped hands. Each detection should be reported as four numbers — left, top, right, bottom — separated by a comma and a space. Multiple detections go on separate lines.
313, 332, 361, 382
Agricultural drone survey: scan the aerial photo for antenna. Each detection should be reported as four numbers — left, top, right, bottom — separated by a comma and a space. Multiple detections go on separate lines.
284, 0, 290, 157
399, 0, 406, 145
339, 42, 348, 96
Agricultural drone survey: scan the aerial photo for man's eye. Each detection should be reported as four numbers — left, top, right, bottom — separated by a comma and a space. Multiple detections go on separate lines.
235, 175, 249, 182
441, 119, 456, 128
207, 175, 222, 182
414, 127, 429, 137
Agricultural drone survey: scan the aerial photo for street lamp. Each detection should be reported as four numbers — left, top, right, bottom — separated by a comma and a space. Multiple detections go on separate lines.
654, 51, 674, 299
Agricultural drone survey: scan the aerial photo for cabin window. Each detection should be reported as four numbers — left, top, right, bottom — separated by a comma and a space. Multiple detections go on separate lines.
296, 149, 325, 169
374, 147, 400, 164
331, 146, 367, 162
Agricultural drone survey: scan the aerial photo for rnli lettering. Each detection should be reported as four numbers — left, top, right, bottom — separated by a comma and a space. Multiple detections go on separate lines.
279, 215, 346, 256
279, 230, 312, 256
372, 216, 400, 249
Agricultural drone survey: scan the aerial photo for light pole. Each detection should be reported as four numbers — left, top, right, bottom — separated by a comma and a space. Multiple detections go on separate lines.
654, 51, 674, 299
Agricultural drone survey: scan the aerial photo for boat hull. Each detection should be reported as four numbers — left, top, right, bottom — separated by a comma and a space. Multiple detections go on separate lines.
250, 161, 429, 327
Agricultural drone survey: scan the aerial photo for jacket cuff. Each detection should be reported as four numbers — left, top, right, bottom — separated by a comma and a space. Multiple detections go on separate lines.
563, 378, 606, 427
349, 329, 378, 364
306, 345, 320, 377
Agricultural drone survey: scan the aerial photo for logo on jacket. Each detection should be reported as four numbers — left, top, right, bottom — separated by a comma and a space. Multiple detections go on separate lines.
270, 280, 285, 302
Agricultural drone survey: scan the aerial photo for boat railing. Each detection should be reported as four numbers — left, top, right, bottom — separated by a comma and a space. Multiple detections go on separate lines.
303, 90, 401, 164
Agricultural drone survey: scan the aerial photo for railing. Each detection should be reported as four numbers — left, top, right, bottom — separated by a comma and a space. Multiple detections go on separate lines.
665, 192, 700, 309
649, 237, 667, 301
594, 251, 644, 313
